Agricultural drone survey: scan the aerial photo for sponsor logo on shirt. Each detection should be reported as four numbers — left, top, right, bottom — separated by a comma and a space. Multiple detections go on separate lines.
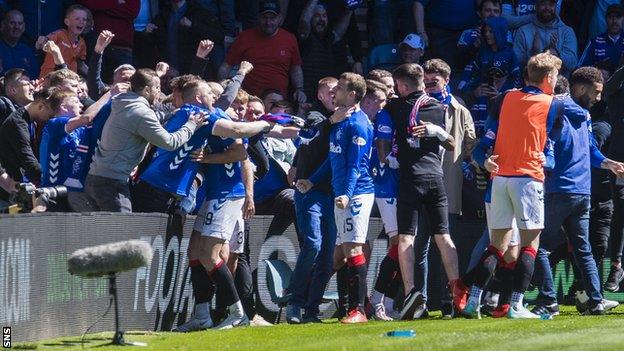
353, 136, 367, 146
378, 125, 392, 134
329, 142, 342, 153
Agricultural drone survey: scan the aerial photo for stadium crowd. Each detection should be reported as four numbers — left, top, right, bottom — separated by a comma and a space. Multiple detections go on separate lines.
1, 0, 624, 329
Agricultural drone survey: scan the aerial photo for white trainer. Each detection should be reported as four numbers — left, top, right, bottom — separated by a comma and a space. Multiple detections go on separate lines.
507, 304, 540, 319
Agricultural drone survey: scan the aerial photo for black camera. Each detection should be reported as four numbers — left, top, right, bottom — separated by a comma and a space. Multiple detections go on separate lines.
486, 66, 507, 87
4, 183, 68, 213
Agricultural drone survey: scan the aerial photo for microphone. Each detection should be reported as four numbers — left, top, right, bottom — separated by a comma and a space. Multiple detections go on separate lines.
67, 240, 153, 277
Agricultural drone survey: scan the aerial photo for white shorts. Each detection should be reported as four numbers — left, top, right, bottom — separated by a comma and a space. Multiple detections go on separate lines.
489, 176, 544, 230
486, 203, 520, 246
376, 197, 398, 237
335, 193, 375, 245
193, 197, 245, 253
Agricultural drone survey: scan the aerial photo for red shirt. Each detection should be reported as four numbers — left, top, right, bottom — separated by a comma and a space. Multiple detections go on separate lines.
80, 0, 140, 48
226, 28, 302, 96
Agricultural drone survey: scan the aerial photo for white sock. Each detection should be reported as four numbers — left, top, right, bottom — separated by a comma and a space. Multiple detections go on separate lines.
468, 285, 483, 307
384, 297, 395, 312
229, 300, 245, 317
370, 290, 384, 306
511, 292, 524, 307
194, 302, 211, 320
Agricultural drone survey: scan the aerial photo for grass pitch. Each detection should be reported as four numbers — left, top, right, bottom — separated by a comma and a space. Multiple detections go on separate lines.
15, 307, 624, 351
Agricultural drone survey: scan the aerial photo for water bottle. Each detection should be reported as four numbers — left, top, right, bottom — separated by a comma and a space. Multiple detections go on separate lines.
386, 330, 416, 338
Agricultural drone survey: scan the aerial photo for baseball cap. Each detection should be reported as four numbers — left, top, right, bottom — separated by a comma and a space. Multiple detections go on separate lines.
400, 33, 425, 50
259, 0, 281, 15
607, 4, 624, 17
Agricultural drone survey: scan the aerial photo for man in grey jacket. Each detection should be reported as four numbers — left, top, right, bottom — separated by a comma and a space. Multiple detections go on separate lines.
85, 68, 206, 212
513, 0, 577, 75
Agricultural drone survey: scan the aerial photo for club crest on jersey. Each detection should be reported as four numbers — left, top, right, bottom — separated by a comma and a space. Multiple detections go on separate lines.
329, 142, 342, 153
350, 201, 362, 216
378, 125, 392, 134
352, 136, 367, 146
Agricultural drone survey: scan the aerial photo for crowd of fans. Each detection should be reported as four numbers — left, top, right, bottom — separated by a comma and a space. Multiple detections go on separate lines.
1, 0, 624, 327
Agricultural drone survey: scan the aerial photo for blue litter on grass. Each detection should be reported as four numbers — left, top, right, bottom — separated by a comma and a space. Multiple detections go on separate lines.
386, 330, 416, 338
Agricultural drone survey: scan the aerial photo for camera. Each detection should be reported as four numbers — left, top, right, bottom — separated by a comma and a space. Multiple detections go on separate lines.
2, 183, 68, 213
486, 66, 507, 87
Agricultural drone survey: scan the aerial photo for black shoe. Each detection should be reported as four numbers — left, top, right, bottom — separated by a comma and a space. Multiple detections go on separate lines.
399, 288, 423, 321
531, 303, 560, 316
481, 303, 497, 317
440, 303, 453, 319
605, 266, 624, 292
414, 304, 429, 319
586, 301, 606, 315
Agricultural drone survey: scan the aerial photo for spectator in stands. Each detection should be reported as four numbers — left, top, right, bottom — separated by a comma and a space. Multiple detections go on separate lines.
220, 0, 305, 105
85, 69, 206, 212
88, 30, 136, 100
133, 0, 159, 69
587, 0, 620, 41
0, 10, 38, 78
501, 0, 562, 29
366, 33, 425, 73
414, 0, 479, 71
298, 0, 353, 99
0, 68, 33, 125
45, 69, 81, 96
370, 0, 416, 46
261, 89, 285, 111
459, 16, 521, 128
579, 4, 624, 71
457, 0, 503, 71
80, 0, 140, 83
12, 0, 69, 45
36, 5, 89, 78
149, 0, 225, 78
513, 0, 577, 75
0, 89, 55, 186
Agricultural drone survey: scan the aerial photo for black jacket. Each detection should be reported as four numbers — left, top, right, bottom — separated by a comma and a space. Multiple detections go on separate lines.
0, 107, 41, 183
151, 1, 224, 74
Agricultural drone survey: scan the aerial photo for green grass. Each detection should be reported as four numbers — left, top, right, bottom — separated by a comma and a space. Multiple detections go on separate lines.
16, 307, 624, 351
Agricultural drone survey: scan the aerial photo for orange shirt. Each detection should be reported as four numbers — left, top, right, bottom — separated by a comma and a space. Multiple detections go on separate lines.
492, 88, 558, 182
39, 29, 86, 78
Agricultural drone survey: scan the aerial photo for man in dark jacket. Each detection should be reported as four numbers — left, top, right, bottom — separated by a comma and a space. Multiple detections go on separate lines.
149, 0, 225, 78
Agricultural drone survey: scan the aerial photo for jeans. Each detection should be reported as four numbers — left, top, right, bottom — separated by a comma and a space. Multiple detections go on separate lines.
609, 175, 624, 262
590, 198, 612, 266
256, 188, 300, 243
290, 190, 337, 316
85, 174, 132, 213
467, 229, 490, 272
370, 0, 416, 46
534, 193, 602, 304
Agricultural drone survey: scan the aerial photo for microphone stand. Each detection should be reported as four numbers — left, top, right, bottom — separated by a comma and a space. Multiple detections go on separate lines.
108, 272, 147, 347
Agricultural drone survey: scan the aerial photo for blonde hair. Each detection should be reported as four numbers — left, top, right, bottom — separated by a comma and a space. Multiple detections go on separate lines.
526, 52, 562, 85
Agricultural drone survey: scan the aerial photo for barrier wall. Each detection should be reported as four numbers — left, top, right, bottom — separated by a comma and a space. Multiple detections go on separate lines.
1, 212, 622, 342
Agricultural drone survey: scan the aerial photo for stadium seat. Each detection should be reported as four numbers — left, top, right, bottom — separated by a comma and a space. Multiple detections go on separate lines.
264, 259, 340, 324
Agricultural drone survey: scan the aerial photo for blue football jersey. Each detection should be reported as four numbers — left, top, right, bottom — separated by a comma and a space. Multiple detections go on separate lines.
200, 136, 246, 200
328, 109, 374, 198
371, 110, 398, 198
40, 116, 92, 191
140, 104, 223, 196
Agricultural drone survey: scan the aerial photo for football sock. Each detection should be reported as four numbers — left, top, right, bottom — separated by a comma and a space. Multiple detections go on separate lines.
208, 259, 240, 308
512, 246, 537, 306
347, 254, 367, 310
